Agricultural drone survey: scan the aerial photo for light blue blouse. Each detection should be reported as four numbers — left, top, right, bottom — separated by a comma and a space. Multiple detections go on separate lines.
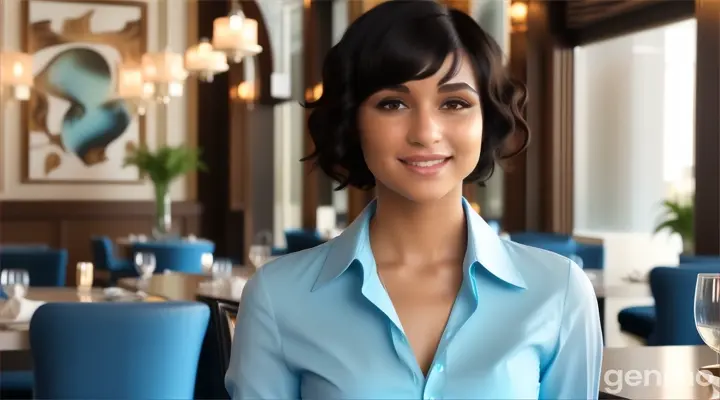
225, 198, 603, 399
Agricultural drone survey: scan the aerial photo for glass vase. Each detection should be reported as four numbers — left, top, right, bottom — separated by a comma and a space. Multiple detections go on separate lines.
153, 184, 172, 239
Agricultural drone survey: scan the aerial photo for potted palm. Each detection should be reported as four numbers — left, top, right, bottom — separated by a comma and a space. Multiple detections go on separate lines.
124, 145, 207, 238
654, 197, 694, 255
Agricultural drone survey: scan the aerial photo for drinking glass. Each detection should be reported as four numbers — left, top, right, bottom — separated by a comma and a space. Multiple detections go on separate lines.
201, 252, 214, 275
76, 262, 94, 292
695, 274, 720, 354
134, 252, 156, 279
0, 269, 30, 298
248, 245, 271, 270
211, 258, 233, 281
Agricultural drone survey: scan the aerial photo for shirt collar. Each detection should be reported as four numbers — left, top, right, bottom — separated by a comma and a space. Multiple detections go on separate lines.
311, 197, 527, 291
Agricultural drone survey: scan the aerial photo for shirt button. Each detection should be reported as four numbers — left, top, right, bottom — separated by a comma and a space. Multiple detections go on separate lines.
434, 364, 444, 373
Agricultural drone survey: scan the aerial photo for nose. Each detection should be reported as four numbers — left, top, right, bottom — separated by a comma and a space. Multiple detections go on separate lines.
407, 106, 442, 147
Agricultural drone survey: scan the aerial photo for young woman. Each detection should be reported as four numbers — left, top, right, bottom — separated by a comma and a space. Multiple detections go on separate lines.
226, 1, 603, 399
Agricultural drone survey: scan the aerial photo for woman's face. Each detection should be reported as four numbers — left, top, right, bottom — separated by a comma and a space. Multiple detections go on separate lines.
358, 53, 483, 204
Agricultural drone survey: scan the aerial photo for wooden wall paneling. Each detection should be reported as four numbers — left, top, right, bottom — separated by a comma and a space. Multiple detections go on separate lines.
562, 0, 694, 46
301, 1, 318, 230
0, 201, 202, 285
186, 0, 199, 201
694, 0, 720, 255
503, 0, 573, 234
196, 0, 231, 256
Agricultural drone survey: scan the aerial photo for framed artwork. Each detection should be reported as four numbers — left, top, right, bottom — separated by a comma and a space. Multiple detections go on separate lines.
22, 0, 147, 183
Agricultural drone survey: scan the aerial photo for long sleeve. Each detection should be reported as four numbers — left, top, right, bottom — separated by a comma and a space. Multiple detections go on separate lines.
539, 260, 604, 400
225, 269, 300, 399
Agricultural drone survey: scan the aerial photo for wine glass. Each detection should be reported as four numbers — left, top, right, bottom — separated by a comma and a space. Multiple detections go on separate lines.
0, 269, 30, 298
134, 252, 156, 280
248, 245, 271, 270
201, 252, 214, 275
211, 258, 233, 281
695, 274, 720, 354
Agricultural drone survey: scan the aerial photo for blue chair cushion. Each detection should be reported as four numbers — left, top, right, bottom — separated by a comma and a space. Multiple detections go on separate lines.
0, 370, 33, 390
618, 305, 656, 339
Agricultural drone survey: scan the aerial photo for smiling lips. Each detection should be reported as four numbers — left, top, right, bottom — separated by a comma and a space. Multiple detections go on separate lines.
399, 155, 452, 176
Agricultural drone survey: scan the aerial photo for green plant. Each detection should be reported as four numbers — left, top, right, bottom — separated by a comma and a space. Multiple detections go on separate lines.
123, 145, 207, 187
654, 197, 694, 254
123, 145, 207, 236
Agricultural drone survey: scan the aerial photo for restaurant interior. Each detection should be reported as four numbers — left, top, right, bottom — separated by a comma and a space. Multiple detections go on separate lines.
1, 0, 720, 399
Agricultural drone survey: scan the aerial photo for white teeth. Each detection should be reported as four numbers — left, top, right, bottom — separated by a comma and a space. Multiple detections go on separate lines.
407, 159, 445, 167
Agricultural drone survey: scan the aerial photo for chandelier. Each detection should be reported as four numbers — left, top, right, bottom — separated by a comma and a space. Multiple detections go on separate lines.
212, 5, 263, 64
0, 52, 33, 101
185, 38, 229, 82
141, 48, 189, 104
116, 63, 152, 115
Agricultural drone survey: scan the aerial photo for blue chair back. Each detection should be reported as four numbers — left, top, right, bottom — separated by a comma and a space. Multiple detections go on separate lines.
649, 264, 720, 346
575, 242, 605, 270
30, 302, 210, 399
509, 232, 578, 258
131, 240, 215, 273
90, 236, 121, 271
679, 254, 720, 265
0, 248, 66, 286
285, 229, 325, 253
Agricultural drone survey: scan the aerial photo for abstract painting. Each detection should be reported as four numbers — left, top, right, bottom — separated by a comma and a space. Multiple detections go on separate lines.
22, 0, 147, 183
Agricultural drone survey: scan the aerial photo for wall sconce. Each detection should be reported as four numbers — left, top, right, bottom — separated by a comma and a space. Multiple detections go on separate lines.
185, 38, 229, 82
304, 82, 322, 102
141, 48, 189, 104
212, 5, 263, 64
0, 52, 33, 101
117, 63, 152, 115
509, 1, 528, 32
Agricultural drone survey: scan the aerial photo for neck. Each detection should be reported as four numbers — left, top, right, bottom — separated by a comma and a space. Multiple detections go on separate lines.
369, 184, 467, 267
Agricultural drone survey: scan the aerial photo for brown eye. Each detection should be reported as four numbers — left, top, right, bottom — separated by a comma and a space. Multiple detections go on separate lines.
441, 99, 471, 110
376, 99, 408, 111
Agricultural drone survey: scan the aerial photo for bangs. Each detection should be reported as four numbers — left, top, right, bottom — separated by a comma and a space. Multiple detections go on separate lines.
353, 12, 463, 101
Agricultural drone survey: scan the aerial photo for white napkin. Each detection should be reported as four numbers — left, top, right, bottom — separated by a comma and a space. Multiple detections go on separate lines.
0, 293, 45, 323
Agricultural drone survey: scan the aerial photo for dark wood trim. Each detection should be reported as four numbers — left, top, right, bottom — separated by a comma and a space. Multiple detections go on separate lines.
0, 201, 201, 219
694, 0, 720, 255
562, 0, 695, 47
196, 0, 231, 256
0, 200, 202, 285
504, 0, 574, 234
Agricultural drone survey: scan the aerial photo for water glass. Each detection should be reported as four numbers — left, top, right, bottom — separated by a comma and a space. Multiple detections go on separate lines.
248, 245, 271, 269
76, 262, 94, 292
0, 269, 30, 298
695, 274, 720, 354
134, 252, 156, 279
201, 252, 214, 275
212, 258, 233, 281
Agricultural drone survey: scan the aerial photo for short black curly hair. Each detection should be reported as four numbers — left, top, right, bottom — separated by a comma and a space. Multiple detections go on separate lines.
302, 0, 529, 191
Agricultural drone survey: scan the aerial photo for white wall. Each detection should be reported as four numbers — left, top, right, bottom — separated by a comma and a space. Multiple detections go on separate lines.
573, 19, 696, 282
0, 0, 190, 201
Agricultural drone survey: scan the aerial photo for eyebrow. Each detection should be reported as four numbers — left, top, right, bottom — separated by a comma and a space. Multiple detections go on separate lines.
383, 82, 478, 95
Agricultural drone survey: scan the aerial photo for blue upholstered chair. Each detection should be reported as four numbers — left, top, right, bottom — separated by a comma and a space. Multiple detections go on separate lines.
0, 248, 66, 287
0, 247, 66, 397
509, 232, 578, 259
131, 240, 215, 273
619, 264, 720, 346
574, 242, 605, 270
285, 229, 325, 254
90, 236, 134, 284
679, 254, 720, 265
30, 302, 210, 399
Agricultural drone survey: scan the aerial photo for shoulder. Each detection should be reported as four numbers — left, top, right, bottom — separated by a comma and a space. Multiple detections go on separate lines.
244, 241, 332, 296
502, 239, 596, 306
